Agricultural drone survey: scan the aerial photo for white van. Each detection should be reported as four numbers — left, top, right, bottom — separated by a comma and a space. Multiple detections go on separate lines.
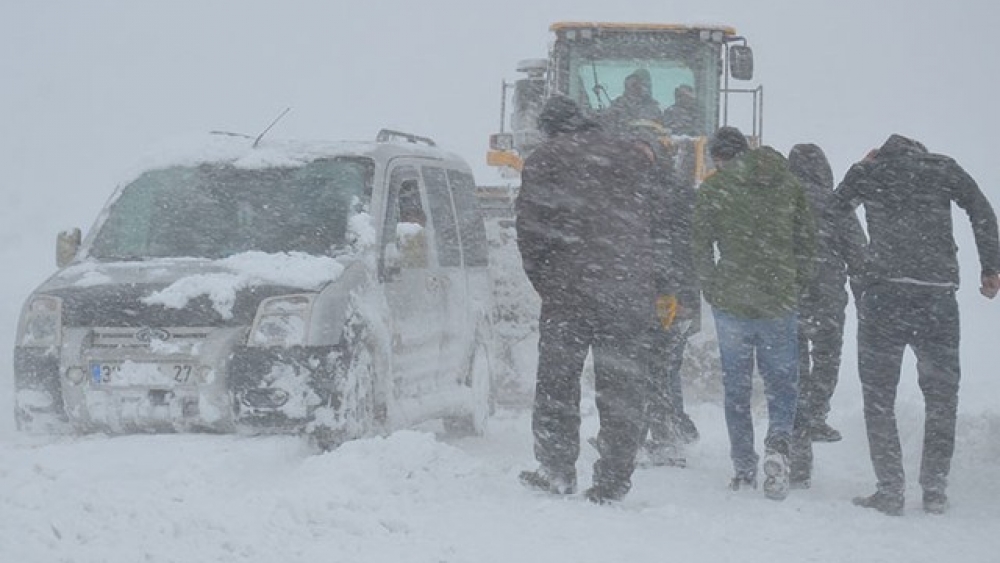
13, 130, 495, 448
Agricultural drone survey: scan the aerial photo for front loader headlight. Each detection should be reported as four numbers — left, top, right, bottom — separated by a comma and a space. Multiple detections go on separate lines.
18, 295, 63, 347
248, 294, 314, 348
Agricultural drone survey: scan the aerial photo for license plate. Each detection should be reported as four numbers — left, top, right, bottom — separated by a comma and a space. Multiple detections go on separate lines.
90, 362, 196, 386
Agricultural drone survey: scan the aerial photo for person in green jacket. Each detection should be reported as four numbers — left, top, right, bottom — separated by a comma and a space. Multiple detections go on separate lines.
693, 126, 816, 501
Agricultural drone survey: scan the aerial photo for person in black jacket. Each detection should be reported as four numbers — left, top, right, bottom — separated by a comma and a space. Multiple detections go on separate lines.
639, 122, 701, 467
786, 143, 868, 486
831, 134, 1000, 516
515, 95, 659, 504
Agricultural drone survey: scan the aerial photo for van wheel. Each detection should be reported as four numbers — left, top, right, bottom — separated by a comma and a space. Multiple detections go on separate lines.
443, 322, 493, 437
309, 323, 377, 451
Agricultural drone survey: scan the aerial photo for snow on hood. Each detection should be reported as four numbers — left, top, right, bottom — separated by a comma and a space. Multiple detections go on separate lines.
58, 252, 344, 319
141, 252, 344, 319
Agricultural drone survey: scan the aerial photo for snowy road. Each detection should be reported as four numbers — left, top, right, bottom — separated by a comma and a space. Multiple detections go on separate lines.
2, 395, 999, 563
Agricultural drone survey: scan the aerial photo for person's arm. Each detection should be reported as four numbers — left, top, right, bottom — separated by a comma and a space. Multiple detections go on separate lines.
829, 163, 871, 280
791, 177, 817, 303
515, 152, 558, 292
946, 159, 1000, 297
692, 180, 719, 302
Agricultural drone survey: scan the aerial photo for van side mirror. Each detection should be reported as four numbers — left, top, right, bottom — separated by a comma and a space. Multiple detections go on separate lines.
729, 45, 754, 81
56, 228, 81, 268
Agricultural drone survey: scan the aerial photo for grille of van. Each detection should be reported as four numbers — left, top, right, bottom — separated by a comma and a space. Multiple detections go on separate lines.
90, 327, 213, 348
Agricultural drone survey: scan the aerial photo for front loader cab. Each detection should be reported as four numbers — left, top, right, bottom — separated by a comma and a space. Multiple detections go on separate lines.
487, 22, 763, 184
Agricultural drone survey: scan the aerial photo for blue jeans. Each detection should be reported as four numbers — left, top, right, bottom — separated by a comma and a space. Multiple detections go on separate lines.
713, 309, 799, 476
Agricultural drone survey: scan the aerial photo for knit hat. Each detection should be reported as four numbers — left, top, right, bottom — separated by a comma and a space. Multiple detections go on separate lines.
537, 95, 595, 136
709, 126, 749, 160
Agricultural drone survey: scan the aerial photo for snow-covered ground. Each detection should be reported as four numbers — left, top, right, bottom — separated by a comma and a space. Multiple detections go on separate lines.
2, 384, 999, 563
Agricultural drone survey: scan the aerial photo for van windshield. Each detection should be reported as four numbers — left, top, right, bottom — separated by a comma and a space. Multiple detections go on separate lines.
89, 157, 372, 261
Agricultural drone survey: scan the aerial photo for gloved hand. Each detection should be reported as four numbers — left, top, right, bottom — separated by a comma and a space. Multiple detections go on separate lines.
655, 294, 678, 330
981, 272, 1000, 299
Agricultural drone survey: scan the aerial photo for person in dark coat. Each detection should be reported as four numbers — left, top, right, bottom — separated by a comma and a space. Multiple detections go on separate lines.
662, 84, 699, 136
515, 95, 659, 504
636, 121, 701, 467
831, 134, 1000, 516
601, 69, 662, 132
785, 143, 868, 486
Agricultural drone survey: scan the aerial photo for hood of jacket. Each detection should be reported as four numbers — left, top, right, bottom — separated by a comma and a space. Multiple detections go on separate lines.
876, 134, 928, 160
788, 143, 834, 190
721, 146, 791, 188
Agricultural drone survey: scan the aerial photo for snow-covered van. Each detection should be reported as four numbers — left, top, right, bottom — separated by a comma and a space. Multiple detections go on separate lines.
13, 129, 494, 448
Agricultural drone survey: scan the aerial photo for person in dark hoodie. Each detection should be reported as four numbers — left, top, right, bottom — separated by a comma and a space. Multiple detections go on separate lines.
694, 127, 816, 501
832, 134, 1000, 516
602, 68, 663, 132
786, 144, 869, 487
619, 119, 702, 468
515, 95, 659, 504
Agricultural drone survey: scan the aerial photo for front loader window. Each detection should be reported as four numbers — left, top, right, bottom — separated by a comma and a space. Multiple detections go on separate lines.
559, 31, 721, 136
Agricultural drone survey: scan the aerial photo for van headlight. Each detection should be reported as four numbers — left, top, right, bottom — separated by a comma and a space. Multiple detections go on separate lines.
248, 295, 314, 348
18, 295, 63, 347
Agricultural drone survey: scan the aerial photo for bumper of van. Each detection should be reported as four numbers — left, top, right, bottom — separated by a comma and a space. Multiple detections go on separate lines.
13, 348, 68, 432
228, 344, 346, 431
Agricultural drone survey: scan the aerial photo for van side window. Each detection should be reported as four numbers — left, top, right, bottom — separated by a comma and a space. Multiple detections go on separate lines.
398, 180, 426, 227
396, 179, 428, 269
382, 166, 429, 275
446, 169, 489, 268
422, 166, 462, 267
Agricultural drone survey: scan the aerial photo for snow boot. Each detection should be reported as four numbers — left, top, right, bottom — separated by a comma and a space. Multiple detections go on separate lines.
923, 490, 948, 515
852, 491, 904, 516
643, 440, 687, 468
518, 465, 577, 495
810, 421, 842, 443
729, 471, 757, 491
762, 442, 790, 501
584, 480, 630, 505
675, 412, 700, 444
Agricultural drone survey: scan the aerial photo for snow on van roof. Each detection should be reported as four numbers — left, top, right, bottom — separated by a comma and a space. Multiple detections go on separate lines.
123, 133, 374, 176
114, 131, 463, 188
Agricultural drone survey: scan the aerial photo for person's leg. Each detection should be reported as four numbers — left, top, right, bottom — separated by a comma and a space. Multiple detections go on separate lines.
754, 313, 799, 500
666, 335, 699, 443
589, 319, 654, 500
790, 322, 814, 484
857, 286, 908, 500
755, 313, 799, 451
808, 305, 846, 434
531, 298, 590, 479
644, 327, 674, 445
912, 290, 961, 510
713, 309, 758, 478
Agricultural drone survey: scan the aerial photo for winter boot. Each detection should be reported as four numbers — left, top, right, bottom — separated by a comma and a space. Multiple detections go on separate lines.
643, 440, 687, 468
852, 491, 904, 516
674, 412, 700, 444
923, 490, 949, 515
762, 449, 790, 501
729, 471, 757, 491
810, 420, 842, 443
518, 465, 577, 495
584, 480, 630, 504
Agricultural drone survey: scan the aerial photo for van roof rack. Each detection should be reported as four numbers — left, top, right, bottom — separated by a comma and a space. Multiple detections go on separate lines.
376, 129, 436, 147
